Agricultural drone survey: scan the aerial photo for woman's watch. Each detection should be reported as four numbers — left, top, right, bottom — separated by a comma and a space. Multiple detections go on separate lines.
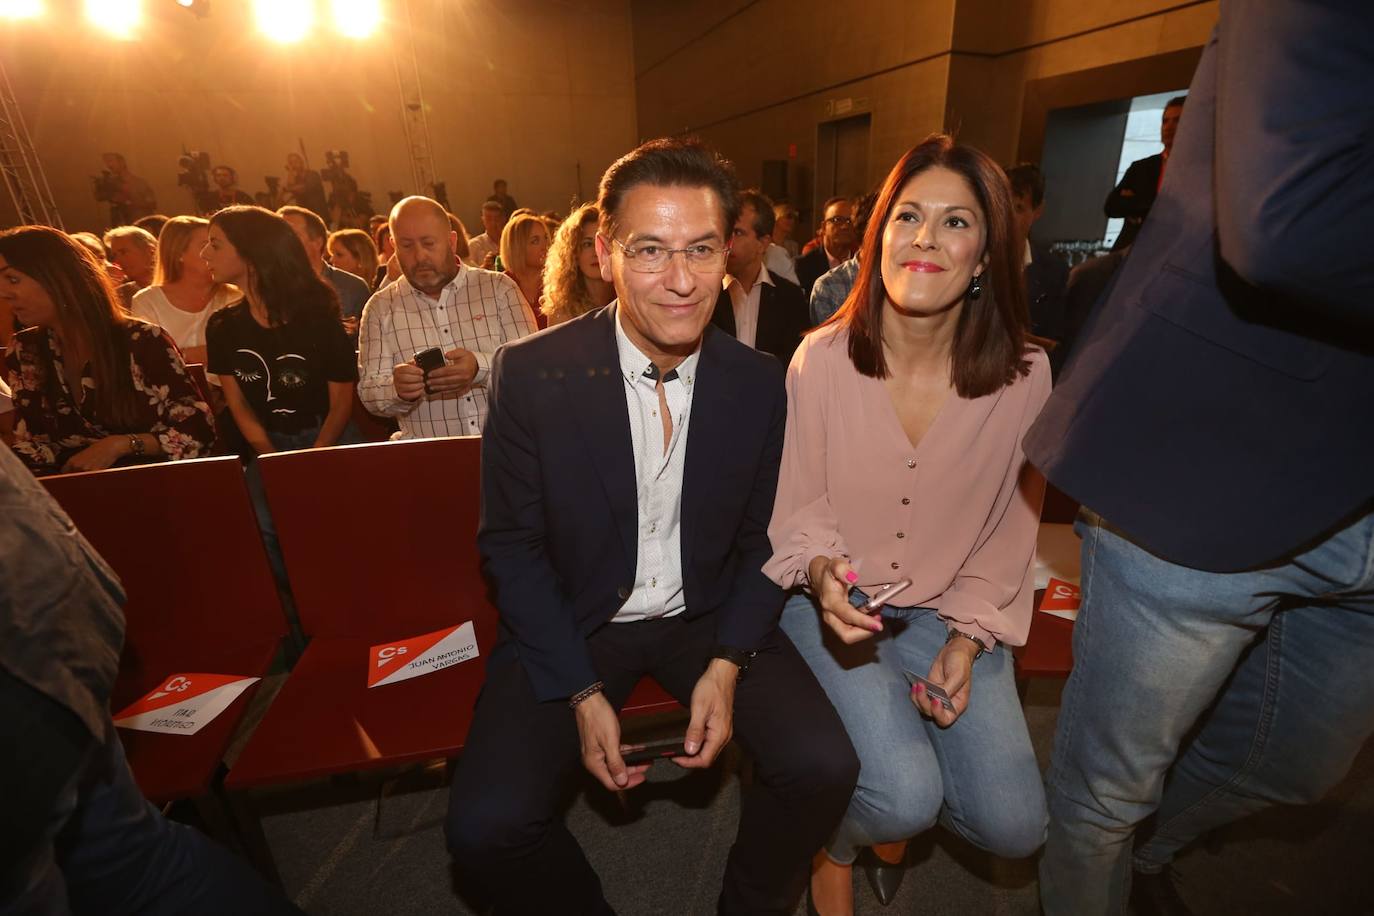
127, 434, 146, 457
946, 628, 988, 661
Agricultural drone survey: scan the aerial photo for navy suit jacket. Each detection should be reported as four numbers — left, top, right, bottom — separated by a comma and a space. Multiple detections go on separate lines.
1024, 2, 1374, 573
710, 274, 812, 367
1103, 154, 1163, 251
478, 305, 788, 702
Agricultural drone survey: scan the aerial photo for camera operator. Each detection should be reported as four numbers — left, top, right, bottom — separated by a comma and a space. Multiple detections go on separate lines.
210, 165, 254, 210
322, 151, 373, 230
283, 153, 329, 222
92, 154, 157, 227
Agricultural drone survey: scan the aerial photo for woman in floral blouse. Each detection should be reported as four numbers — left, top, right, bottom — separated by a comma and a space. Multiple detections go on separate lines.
0, 226, 214, 476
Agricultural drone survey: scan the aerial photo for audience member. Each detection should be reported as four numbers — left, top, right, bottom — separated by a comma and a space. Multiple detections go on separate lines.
809, 191, 877, 325
102, 225, 157, 309
540, 203, 614, 326
1049, 245, 1128, 376
278, 205, 371, 338
766, 135, 1050, 915
796, 196, 857, 297
67, 231, 107, 264
446, 136, 858, 916
99, 152, 158, 225
1105, 95, 1186, 251
486, 178, 517, 216
373, 222, 396, 288
772, 201, 801, 257
357, 196, 535, 439
327, 228, 380, 290
467, 200, 505, 269
210, 165, 255, 209
283, 152, 330, 220
712, 188, 809, 365
130, 216, 241, 366
499, 211, 551, 327
133, 213, 170, 240
1030, 6, 1373, 913
203, 206, 357, 460
446, 212, 474, 266
0, 442, 304, 916
0, 226, 214, 476
1006, 163, 1069, 340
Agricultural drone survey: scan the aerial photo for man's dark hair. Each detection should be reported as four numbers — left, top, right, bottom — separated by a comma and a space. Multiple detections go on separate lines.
1165, 95, 1188, 110
277, 205, 328, 242
739, 189, 776, 239
819, 196, 851, 228
481, 200, 505, 214
597, 137, 740, 238
1006, 163, 1046, 209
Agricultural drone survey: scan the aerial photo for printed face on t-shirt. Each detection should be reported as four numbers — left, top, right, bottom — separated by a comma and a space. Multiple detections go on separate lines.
233, 348, 310, 416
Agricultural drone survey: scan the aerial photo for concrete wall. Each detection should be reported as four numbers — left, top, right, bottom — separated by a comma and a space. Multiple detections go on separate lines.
632, 0, 1215, 237
632, 0, 958, 229
1, 0, 637, 233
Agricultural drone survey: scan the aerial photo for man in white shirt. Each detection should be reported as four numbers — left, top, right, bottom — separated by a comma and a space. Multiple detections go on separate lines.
357, 196, 535, 439
465, 200, 505, 269
446, 138, 857, 916
712, 189, 811, 366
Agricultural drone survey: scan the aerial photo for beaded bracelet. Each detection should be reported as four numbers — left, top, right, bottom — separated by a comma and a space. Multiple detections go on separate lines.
568, 680, 606, 709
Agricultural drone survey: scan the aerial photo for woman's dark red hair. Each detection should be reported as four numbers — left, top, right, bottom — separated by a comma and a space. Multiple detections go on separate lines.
830, 134, 1031, 398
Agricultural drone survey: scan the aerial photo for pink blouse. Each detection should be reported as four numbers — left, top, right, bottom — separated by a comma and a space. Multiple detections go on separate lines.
763, 325, 1051, 649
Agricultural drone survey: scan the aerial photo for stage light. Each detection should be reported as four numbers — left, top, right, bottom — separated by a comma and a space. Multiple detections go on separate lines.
0, 0, 43, 21
84, 0, 141, 38
255, 0, 312, 43
331, 0, 381, 39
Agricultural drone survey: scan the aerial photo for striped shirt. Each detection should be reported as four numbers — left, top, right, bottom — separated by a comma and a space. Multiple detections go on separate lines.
357, 265, 536, 439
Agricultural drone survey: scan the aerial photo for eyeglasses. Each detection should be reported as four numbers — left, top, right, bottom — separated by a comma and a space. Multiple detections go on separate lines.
605, 235, 729, 274
824, 215, 855, 226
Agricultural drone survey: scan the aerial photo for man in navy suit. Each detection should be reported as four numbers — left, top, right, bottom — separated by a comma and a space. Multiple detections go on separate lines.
1103, 96, 1185, 251
1028, 4, 1374, 914
712, 189, 812, 367
446, 138, 858, 916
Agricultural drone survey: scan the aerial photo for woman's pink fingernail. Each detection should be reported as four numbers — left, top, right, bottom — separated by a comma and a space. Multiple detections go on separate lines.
914, 682, 925, 693
845, 571, 858, 583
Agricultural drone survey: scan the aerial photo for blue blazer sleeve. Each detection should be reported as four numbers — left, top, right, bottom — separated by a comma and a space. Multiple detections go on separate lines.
477, 346, 599, 702
1214, 0, 1374, 324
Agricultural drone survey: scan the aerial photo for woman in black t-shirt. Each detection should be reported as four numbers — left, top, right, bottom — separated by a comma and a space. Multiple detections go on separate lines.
202, 206, 358, 455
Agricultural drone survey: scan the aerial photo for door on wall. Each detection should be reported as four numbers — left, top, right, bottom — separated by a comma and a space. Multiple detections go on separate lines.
815, 113, 871, 220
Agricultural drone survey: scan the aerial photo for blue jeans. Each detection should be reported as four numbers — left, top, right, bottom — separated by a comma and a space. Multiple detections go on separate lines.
780, 591, 1047, 865
1040, 508, 1374, 915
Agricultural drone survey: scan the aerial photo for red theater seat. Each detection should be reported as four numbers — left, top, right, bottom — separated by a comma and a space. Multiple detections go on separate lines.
42, 457, 286, 805
226, 437, 677, 795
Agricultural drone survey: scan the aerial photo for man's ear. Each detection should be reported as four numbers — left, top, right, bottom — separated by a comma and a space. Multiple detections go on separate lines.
595, 232, 615, 284
448, 230, 459, 253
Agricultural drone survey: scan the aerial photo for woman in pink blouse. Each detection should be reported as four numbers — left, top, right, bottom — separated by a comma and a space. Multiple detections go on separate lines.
764, 135, 1051, 914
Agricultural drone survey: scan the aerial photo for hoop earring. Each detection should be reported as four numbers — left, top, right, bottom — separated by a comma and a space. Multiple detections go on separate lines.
968, 273, 983, 300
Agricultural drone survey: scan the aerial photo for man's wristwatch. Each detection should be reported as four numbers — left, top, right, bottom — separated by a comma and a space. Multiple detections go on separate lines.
708, 645, 758, 681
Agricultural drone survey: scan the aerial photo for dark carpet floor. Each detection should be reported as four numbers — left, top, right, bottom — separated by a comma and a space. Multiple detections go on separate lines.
236, 679, 1374, 915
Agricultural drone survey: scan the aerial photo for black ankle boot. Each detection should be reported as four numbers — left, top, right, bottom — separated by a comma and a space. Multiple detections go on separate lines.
858, 847, 905, 906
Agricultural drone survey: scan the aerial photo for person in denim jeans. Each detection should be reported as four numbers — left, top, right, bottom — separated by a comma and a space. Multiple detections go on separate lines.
765, 135, 1051, 915
1024, 4, 1374, 913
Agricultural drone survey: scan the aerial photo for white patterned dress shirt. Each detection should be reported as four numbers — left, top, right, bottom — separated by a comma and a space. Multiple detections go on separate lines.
357, 266, 536, 439
612, 306, 701, 624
